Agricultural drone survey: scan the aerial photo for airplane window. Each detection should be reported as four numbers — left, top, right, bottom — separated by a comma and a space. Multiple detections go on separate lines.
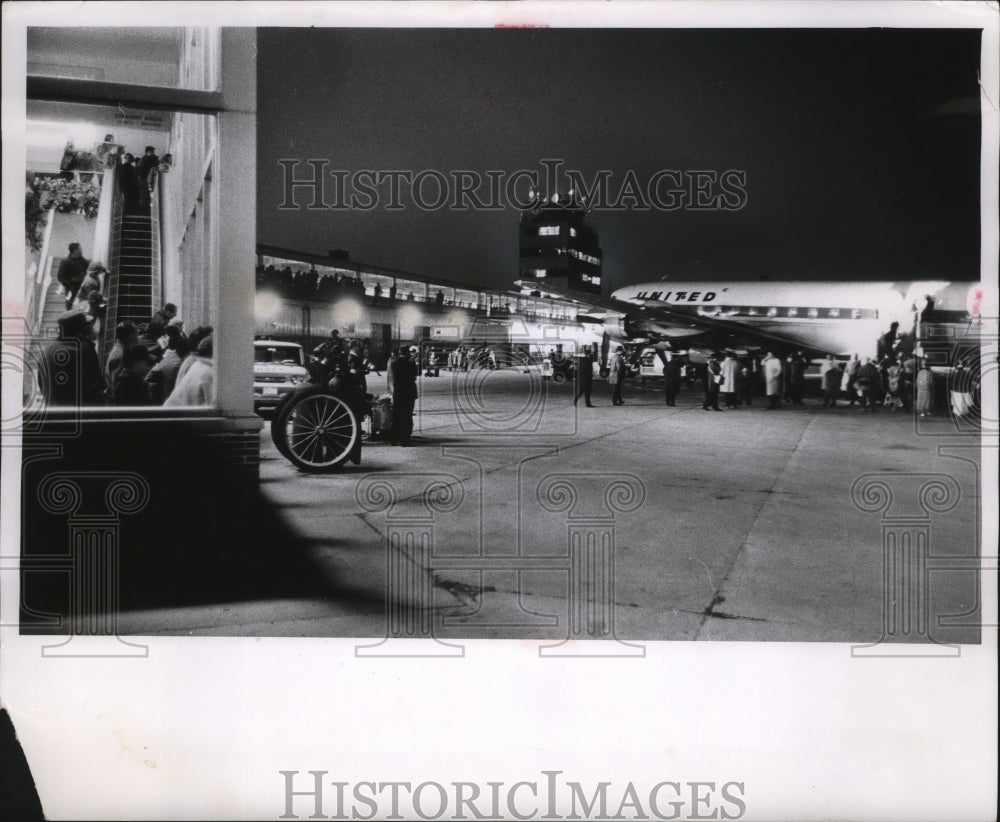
767, 307, 778, 317
807, 308, 819, 318
787, 307, 798, 317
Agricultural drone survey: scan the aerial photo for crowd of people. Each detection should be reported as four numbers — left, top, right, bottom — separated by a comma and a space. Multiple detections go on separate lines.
115, 142, 170, 216
58, 135, 171, 216
257, 264, 378, 302
256, 264, 485, 310
563, 343, 958, 416
38, 296, 215, 409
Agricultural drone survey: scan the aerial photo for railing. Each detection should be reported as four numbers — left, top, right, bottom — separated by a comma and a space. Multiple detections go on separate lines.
91, 162, 117, 266
32, 168, 106, 183
101, 174, 126, 363
150, 169, 163, 309
28, 207, 57, 336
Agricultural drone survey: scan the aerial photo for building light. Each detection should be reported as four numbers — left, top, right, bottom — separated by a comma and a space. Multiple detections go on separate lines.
534, 269, 547, 278
539, 226, 560, 236
570, 227, 577, 237
331, 298, 363, 326
568, 249, 600, 266
254, 291, 281, 320
398, 304, 423, 329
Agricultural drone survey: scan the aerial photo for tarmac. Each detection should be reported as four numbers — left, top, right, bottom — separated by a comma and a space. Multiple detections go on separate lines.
117, 368, 984, 644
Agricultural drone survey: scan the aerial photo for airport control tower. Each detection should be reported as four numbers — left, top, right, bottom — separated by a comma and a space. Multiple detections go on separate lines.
518, 190, 603, 296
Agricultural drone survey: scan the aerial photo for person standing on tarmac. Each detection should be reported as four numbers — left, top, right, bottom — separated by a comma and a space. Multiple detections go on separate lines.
720, 352, 739, 408
764, 352, 783, 409
389, 346, 419, 446
608, 346, 627, 405
820, 354, 841, 407
856, 357, 882, 411
663, 353, 681, 406
842, 353, 861, 405
702, 353, 723, 411
915, 363, 935, 417
573, 345, 595, 407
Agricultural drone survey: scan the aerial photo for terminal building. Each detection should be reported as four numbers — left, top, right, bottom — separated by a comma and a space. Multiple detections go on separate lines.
16, 27, 594, 486
255, 244, 591, 370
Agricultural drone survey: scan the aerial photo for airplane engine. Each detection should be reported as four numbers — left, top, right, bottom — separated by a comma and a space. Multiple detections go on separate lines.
601, 315, 679, 342
601, 315, 644, 340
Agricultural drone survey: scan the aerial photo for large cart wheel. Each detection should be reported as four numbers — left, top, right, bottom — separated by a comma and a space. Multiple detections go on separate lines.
282, 391, 360, 472
269, 390, 298, 461
270, 381, 326, 461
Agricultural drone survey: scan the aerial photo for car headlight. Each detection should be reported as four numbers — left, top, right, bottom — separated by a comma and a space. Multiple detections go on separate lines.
290, 374, 306, 385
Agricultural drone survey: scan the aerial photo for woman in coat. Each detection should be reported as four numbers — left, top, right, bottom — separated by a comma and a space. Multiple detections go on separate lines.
764, 352, 783, 409
915, 365, 935, 417
820, 355, 841, 407
720, 353, 740, 408
856, 358, 882, 411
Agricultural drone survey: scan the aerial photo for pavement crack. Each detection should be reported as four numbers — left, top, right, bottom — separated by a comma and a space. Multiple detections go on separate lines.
693, 412, 820, 639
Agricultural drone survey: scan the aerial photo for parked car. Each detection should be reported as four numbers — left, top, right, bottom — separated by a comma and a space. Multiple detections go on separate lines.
638, 348, 663, 381
253, 339, 308, 413
550, 353, 576, 383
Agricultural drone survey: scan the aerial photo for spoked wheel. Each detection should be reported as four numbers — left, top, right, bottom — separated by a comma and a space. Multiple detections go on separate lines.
269, 390, 299, 461
283, 392, 359, 472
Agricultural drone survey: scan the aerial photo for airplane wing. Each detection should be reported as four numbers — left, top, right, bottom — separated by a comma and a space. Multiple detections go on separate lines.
516, 280, 825, 355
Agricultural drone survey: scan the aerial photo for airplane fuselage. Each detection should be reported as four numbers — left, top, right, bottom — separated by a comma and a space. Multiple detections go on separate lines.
609, 280, 978, 358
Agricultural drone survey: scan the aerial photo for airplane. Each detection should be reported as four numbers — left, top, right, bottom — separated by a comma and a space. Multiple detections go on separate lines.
515, 277, 987, 369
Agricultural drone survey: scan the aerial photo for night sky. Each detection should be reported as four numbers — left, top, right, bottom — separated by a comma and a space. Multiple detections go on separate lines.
256, 28, 982, 292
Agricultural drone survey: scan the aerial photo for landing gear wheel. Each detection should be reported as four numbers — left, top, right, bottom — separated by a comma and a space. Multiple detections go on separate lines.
283, 392, 360, 472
